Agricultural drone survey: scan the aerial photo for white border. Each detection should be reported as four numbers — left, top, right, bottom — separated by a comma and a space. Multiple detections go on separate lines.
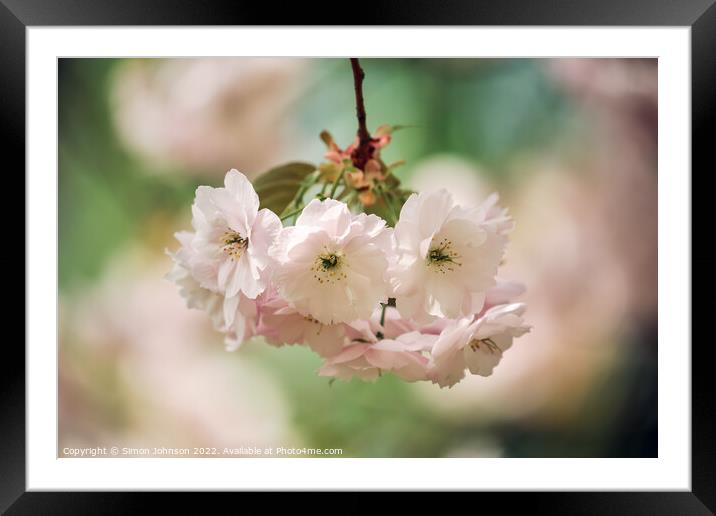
28, 27, 690, 490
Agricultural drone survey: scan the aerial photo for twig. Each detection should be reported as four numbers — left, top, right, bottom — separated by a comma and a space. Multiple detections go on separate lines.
349, 58, 374, 170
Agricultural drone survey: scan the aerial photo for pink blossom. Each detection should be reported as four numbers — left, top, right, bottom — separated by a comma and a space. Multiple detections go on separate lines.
428, 303, 531, 388
256, 290, 348, 357
318, 335, 429, 383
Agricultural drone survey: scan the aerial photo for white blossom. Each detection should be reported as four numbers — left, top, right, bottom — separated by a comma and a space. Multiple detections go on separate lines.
166, 230, 224, 331
188, 169, 281, 300
167, 229, 259, 351
269, 199, 393, 325
390, 189, 510, 323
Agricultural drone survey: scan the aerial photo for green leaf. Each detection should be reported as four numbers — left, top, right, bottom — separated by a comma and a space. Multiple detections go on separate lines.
252, 162, 317, 214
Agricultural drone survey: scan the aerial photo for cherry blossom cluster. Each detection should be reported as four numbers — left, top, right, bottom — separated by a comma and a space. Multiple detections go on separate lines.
168, 165, 530, 388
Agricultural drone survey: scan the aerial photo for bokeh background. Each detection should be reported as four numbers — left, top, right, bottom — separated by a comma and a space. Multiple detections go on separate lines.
58, 58, 657, 458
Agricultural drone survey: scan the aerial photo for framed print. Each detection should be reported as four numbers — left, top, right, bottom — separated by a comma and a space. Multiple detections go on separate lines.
7, 0, 712, 512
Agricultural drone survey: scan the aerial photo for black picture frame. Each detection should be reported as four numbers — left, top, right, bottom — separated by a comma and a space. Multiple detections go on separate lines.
6, 0, 711, 512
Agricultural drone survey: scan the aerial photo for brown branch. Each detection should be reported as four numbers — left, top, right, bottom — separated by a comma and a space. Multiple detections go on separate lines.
350, 58, 373, 170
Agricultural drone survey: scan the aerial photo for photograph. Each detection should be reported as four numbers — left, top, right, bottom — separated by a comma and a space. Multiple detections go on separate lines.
57, 56, 658, 459
8, 5, 708, 508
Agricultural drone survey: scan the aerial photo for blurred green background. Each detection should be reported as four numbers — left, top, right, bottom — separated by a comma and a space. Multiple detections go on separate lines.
59, 58, 657, 458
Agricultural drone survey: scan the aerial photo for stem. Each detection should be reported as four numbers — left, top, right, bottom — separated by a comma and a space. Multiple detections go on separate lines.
349, 58, 373, 170
280, 172, 319, 217
329, 168, 345, 198
280, 206, 304, 221
377, 298, 396, 337
379, 303, 388, 327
